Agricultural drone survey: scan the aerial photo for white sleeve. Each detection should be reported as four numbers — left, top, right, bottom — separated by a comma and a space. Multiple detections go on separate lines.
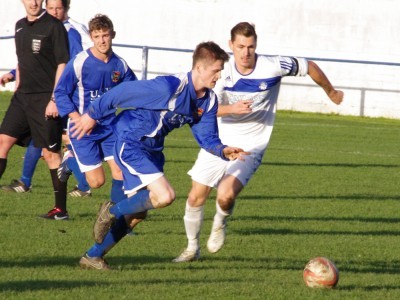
279, 56, 308, 77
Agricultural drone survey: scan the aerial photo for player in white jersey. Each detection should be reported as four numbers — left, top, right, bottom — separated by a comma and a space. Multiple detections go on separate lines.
173, 22, 344, 262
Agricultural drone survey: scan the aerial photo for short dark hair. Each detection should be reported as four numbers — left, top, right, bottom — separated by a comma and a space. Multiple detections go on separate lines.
230, 22, 257, 42
192, 41, 229, 69
45, 0, 70, 11
88, 14, 114, 33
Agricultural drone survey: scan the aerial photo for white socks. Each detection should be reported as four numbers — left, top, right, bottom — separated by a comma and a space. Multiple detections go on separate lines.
183, 202, 204, 251
212, 201, 230, 229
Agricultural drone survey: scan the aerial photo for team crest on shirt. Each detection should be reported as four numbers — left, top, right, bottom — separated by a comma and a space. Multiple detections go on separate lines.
259, 81, 268, 90
111, 71, 121, 82
197, 108, 204, 117
32, 39, 41, 53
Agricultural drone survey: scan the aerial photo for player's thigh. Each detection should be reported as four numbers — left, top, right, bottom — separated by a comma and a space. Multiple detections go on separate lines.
70, 137, 103, 173
188, 148, 228, 188
106, 158, 123, 180
224, 149, 264, 187
0, 93, 31, 143
115, 140, 165, 194
187, 180, 213, 207
146, 175, 175, 205
85, 166, 106, 188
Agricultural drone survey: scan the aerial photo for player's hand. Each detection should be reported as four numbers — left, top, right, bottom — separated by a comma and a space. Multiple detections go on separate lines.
328, 89, 344, 105
69, 113, 96, 139
232, 100, 253, 114
223, 146, 251, 161
45, 100, 59, 119
0, 73, 14, 87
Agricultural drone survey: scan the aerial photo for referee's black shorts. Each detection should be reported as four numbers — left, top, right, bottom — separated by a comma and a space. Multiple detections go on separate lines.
0, 91, 63, 152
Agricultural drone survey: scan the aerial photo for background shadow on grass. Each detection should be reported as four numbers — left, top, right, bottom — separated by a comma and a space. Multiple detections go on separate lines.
233, 215, 400, 223
0, 280, 109, 292
261, 161, 400, 168
233, 227, 400, 236
238, 194, 400, 201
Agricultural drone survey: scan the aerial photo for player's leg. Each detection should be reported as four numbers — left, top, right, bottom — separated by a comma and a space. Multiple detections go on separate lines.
80, 210, 148, 270
0, 93, 28, 181
172, 181, 211, 262
207, 174, 243, 253
60, 132, 91, 196
0, 134, 18, 179
207, 149, 263, 253
105, 158, 125, 203
3, 140, 41, 193
27, 97, 67, 220
19, 140, 42, 190
173, 149, 228, 262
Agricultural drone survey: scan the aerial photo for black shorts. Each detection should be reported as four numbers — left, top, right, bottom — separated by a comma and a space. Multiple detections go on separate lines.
0, 92, 63, 152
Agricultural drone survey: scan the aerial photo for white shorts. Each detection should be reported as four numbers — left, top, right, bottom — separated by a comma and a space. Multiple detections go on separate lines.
188, 147, 266, 188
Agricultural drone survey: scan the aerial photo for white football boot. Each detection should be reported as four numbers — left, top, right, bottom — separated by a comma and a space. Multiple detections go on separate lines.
207, 220, 226, 253
172, 248, 200, 263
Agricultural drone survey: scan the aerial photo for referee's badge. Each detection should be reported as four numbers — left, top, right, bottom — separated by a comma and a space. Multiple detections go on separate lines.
111, 71, 121, 82
32, 39, 41, 53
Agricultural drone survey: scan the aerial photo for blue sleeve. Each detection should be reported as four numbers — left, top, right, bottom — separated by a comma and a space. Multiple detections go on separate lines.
122, 66, 138, 82
87, 75, 180, 120
54, 59, 79, 117
190, 99, 228, 160
10, 69, 16, 80
68, 29, 83, 58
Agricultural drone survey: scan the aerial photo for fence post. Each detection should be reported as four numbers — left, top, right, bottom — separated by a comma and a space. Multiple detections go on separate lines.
141, 46, 148, 80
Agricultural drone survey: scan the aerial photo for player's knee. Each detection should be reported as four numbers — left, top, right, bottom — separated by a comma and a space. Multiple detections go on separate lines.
155, 190, 176, 208
216, 192, 236, 211
87, 177, 105, 189
187, 190, 207, 207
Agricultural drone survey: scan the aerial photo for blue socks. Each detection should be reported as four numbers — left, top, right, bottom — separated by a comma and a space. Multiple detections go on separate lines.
110, 190, 153, 218
110, 179, 126, 203
87, 190, 152, 258
20, 141, 42, 187
87, 216, 130, 258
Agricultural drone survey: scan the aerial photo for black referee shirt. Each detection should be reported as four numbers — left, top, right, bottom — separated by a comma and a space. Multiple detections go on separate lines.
15, 10, 70, 94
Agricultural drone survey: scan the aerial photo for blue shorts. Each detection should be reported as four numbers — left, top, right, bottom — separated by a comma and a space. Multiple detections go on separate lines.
114, 140, 165, 194
69, 127, 116, 173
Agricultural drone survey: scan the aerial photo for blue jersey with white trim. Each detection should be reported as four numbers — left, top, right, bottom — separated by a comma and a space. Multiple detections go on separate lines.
87, 72, 227, 159
63, 20, 83, 58
54, 49, 137, 139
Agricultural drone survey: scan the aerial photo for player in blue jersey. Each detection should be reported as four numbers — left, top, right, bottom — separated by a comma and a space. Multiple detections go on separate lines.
1, 0, 92, 198
173, 22, 344, 262
70, 41, 249, 270
54, 14, 138, 220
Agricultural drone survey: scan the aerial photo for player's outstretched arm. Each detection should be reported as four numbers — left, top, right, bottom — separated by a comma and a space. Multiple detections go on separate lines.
307, 60, 344, 105
223, 147, 250, 161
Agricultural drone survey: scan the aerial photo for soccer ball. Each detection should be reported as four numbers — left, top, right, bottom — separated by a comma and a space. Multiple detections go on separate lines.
303, 257, 339, 288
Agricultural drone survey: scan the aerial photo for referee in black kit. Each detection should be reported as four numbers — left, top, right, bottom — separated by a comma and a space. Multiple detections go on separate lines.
0, 0, 70, 220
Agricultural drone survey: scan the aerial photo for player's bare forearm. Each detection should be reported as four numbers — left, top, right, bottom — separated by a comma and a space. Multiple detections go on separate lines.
223, 147, 250, 161
307, 60, 343, 105
218, 100, 253, 117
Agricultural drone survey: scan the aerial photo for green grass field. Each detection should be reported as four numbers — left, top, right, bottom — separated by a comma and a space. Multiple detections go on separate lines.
0, 91, 399, 299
